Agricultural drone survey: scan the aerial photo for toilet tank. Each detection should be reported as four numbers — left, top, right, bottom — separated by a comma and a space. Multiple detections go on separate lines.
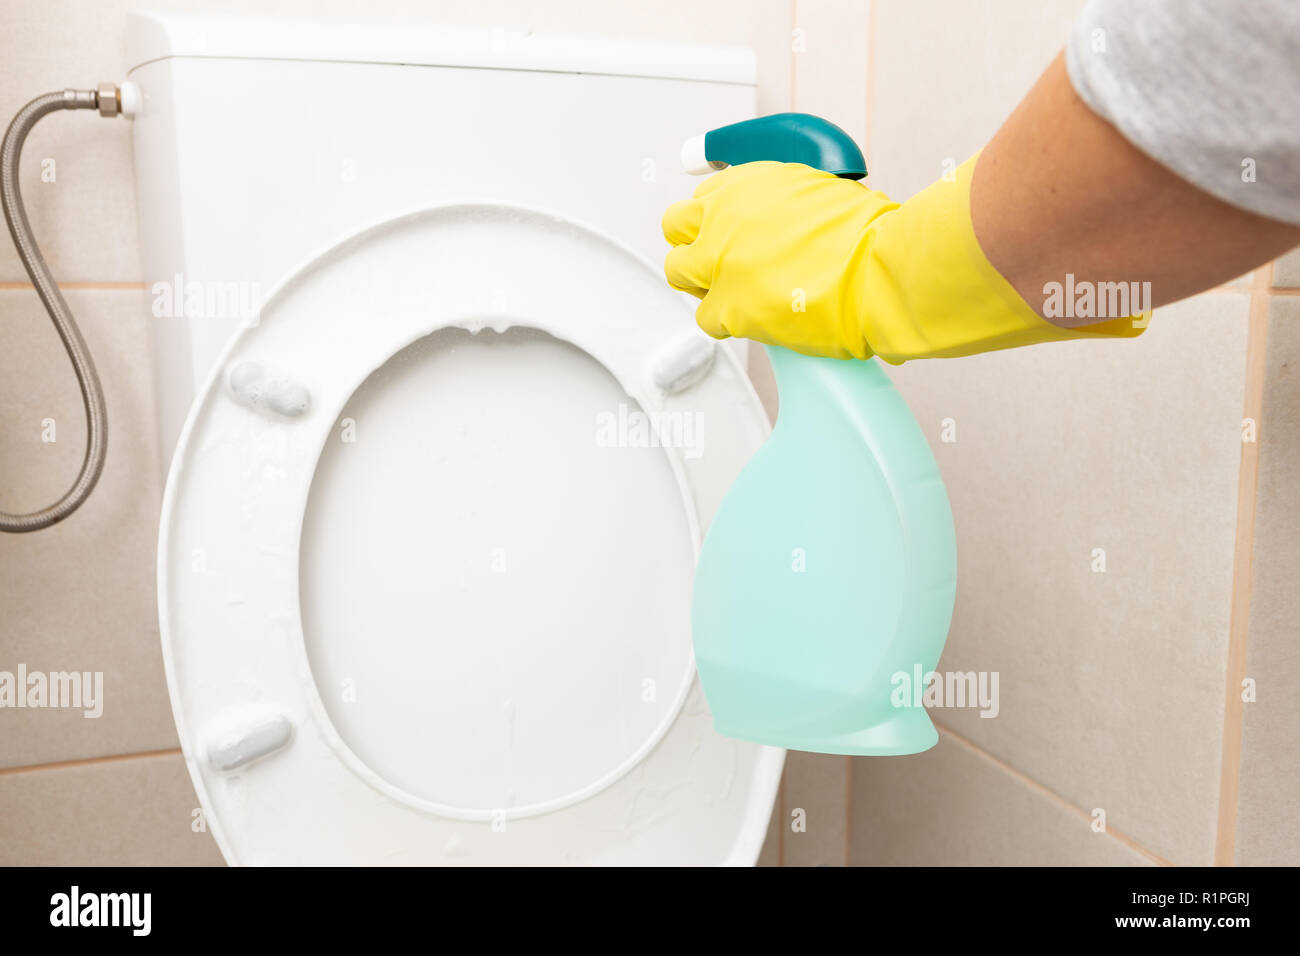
125, 11, 756, 466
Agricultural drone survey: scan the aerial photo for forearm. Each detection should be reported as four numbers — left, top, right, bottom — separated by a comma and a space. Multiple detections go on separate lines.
972, 53, 1300, 327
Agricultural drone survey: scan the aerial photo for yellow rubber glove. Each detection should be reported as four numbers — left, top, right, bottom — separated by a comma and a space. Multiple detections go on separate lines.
662, 154, 1147, 363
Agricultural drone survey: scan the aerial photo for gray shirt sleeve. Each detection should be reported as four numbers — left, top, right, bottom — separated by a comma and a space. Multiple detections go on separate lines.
1066, 0, 1300, 225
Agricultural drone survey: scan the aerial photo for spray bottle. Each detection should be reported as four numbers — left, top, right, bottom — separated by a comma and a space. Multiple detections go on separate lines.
683, 114, 957, 755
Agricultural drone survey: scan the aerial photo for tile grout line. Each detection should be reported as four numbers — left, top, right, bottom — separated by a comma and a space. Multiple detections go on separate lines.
0, 747, 182, 777
776, 0, 795, 870
933, 720, 1174, 866
1213, 263, 1273, 866
843, 755, 853, 866
0, 280, 148, 290
863, 0, 878, 179
789, 0, 799, 112
778, 769, 786, 867
842, 0, 877, 869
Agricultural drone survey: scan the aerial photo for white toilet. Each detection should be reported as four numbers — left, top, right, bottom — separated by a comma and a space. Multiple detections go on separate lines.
129, 12, 783, 865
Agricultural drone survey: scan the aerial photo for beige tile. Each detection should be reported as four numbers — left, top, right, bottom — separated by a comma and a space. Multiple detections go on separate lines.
742, 752, 853, 867
0, 751, 224, 865
792, 0, 871, 147
0, 288, 177, 767
753, 0, 797, 116
880, 292, 1248, 864
868, 0, 1086, 198
756, 790, 782, 866
0, 0, 786, 281
1, 0, 141, 283
0, 112, 139, 284
1273, 248, 1300, 288
1234, 297, 1300, 866
781, 751, 849, 866
851, 732, 1156, 865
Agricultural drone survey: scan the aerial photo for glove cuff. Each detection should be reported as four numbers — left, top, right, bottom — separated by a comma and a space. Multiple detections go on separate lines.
854, 152, 1149, 363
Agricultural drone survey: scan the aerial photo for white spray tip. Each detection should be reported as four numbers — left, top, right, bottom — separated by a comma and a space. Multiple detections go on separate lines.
681, 134, 726, 176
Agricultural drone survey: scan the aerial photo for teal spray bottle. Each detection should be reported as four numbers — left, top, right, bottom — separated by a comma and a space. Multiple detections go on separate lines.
683, 114, 957, 755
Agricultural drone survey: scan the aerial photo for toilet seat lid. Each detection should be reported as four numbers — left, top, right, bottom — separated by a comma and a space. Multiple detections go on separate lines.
158, 202, 783, 864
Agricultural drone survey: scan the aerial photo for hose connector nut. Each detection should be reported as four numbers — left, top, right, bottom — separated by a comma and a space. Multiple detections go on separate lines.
96, 83, 119, 117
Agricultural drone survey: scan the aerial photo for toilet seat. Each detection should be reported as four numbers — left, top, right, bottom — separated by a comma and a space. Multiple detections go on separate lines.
157, 203, 783, 865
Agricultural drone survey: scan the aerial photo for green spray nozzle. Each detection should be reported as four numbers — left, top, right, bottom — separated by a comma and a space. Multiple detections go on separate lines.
703, 113, 867, 180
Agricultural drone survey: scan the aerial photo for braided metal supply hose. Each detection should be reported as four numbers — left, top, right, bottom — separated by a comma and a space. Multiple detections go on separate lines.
1, 88, 119, 532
